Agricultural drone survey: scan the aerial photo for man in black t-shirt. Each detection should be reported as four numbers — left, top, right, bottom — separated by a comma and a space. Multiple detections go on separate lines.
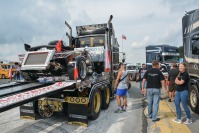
142, 61, 167, 122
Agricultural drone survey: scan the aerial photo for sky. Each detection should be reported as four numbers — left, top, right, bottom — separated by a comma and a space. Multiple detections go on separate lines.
0, 0, 199, 64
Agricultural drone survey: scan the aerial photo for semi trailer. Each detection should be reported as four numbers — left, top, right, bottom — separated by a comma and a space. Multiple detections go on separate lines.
182, 9, 199, 113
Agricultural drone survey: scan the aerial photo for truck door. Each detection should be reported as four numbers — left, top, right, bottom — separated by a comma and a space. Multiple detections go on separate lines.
191, 35, 199, 77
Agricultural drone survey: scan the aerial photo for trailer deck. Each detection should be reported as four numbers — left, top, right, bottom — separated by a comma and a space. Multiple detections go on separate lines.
0, 81, 75, 113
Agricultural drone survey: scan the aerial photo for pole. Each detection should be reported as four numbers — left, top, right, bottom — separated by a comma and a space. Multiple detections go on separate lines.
122, 37, 123, 53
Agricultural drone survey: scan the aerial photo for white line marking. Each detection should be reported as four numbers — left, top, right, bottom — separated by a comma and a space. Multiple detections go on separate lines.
38, 122, 63, 133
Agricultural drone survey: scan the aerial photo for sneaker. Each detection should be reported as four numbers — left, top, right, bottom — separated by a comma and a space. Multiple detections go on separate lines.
184, 118, 192, 124
168, 99, 172, 102
172, 118, 182, 124
114, 109, 123, 113
152, 118, 160, 122
122, 108, 126, 112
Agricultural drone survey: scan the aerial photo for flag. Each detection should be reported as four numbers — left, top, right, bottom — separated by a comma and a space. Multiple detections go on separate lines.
105, 42, 111, 72
122, 34, 127, 40
56, 40, 62, 52
74, 63, 79, 80
9, 65, 12, 79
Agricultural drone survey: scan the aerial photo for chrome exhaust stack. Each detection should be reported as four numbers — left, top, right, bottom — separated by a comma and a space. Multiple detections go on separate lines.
65, 21, 72, 46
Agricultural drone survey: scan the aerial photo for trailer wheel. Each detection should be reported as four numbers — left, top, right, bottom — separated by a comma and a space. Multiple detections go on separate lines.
189, 85, 199, 113
21, 71, 38, 81
38, 99, 54, 118
68, 57, 87, 80
89, 89, 102, 120
102, 86, 111, 109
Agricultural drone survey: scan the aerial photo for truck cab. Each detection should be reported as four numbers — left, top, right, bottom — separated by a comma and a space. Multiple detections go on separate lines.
126, 64, 140, 81
146, 45, 179, 66
182, 9, 199, 113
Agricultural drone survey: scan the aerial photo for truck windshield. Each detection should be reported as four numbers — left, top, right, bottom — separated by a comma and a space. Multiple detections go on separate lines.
164, 56, 179, 62
78, 36, 105, 47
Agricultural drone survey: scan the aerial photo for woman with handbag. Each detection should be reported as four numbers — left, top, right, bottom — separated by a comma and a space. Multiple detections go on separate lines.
114, 64, 129, 113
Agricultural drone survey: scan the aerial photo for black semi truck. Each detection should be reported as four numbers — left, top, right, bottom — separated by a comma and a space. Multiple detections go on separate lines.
146, 45, 179, 76
182, 9, 199, 113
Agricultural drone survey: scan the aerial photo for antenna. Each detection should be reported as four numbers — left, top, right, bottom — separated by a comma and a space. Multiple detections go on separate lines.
19, 36, 25, 44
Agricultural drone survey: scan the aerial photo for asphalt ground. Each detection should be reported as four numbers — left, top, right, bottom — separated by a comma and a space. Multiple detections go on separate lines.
0, 80, 145, 133
1, 78, 198, 133
145, 86, 199, 133
161, 90, 199, 133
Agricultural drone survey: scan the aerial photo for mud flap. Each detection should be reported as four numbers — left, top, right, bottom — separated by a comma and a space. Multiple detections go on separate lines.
20, 101, 40, 120
66, 97, 89, 127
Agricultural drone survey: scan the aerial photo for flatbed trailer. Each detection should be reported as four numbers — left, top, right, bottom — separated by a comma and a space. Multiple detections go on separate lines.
0, 15, 122, 126
0, 73, 111, 126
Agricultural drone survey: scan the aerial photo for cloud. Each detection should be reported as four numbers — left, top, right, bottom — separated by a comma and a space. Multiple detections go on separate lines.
131, 36, 150, 49
160, 0, 199, 13
0, 0, 198, 64
0, 43, 25, 61
145, 12, 155, 19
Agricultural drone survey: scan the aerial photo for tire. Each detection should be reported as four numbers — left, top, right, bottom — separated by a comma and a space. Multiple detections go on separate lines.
21, 71, 38, 81
68, 57, 87, 80
2, 74, 6, 79
188, 85, 199, 113
129, 73, 133, 81
102, 86, 111, 109
89, 88, 102, 120
132, 73, 136, 81
136, 73, 140, 82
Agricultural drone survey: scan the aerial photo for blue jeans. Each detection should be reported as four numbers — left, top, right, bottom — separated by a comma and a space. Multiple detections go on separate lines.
174, 90, 191, 119
147, 88, 161, 120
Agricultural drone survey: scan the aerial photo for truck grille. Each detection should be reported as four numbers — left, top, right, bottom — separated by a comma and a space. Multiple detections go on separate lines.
24, 52, 48, 65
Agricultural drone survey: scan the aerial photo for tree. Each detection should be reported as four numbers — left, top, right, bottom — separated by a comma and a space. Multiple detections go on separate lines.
179, 46, 184, 58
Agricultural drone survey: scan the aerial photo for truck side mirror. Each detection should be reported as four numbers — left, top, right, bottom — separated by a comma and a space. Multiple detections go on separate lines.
192, 34, 199, 41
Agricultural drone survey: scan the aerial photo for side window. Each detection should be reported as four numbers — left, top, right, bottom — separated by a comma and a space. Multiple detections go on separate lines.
1, 65, 5, 69
161, 65, 167, 73
4, 65, 8, 69
192, 40, 199, 55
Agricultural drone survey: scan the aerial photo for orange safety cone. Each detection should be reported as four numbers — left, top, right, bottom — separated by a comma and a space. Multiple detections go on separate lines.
74, 63, 78, 81
9, 66, 12, 81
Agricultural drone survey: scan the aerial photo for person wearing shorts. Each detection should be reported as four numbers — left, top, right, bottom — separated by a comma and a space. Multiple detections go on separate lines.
168, 63, 179, 102
114, 64, 129, 113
